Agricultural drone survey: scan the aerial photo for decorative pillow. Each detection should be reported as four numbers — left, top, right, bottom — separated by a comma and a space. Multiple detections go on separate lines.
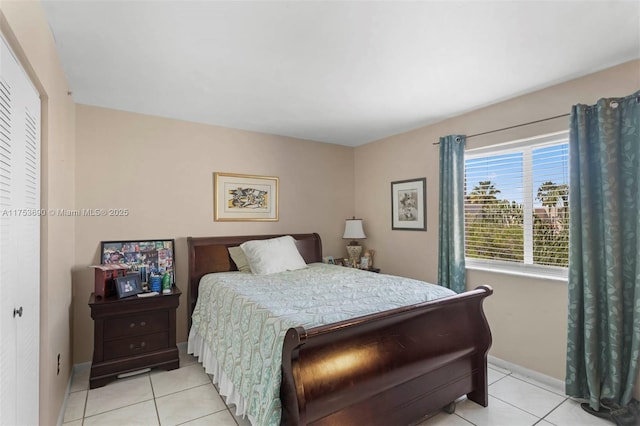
240, 235, 307, 275
228, 246, 251, 273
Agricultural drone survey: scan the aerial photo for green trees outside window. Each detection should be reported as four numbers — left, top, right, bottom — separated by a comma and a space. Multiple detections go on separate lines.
465, 180, 569, 267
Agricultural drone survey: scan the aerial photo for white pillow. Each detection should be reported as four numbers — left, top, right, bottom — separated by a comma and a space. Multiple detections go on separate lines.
228, 246, 251, 273
240, 236, 307, 275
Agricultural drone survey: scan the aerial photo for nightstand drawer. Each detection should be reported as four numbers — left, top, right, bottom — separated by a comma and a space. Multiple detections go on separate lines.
103, 331, 169, 360
104, 311, 168, 340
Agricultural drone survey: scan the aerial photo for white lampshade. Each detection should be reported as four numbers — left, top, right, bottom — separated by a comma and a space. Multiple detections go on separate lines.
343, 218, 366, 240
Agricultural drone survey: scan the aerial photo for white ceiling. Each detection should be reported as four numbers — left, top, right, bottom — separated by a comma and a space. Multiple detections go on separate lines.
42, 1, 640, 147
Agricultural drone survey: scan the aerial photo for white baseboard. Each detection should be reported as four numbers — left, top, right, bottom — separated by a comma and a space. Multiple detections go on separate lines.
488, 355, 565, 394
56, 362, 90, 426
56, 374, 72, 426
73, 361, 91, 373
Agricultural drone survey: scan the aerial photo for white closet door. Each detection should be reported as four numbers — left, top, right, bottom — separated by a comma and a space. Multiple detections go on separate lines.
0, 34, 41, 426
0, 56, 18, 425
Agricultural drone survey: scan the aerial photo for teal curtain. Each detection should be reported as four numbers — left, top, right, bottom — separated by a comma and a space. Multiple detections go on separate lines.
566, 91, 640, 413
438, 135, 466, 294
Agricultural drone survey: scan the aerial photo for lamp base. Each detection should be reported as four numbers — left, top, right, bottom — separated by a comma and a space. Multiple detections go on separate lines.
346, 245, 362, 267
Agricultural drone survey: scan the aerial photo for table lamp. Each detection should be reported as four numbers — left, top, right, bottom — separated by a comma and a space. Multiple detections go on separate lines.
343, 217, 366, 266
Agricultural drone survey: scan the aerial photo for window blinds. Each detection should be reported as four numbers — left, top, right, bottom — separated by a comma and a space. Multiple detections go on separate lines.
464, 141, 569, 268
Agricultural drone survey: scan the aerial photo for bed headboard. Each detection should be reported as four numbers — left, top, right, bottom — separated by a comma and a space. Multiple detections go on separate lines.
186, 233, 323, 326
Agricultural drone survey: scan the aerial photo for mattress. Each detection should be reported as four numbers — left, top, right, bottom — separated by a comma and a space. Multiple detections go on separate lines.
188, 263, 454, 425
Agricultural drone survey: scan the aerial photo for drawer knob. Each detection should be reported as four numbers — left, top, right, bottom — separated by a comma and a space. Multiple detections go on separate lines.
129, 341, 146, 351
129, 323, 135, 328
140, 321, 146, 327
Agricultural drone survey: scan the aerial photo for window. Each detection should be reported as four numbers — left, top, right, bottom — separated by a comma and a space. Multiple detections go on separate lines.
464, 131, 569, 278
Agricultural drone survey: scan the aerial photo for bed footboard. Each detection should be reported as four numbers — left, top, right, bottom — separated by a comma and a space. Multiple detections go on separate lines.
280, 285, 493, 426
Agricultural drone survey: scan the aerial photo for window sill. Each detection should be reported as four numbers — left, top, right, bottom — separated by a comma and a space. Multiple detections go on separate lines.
465, 259, 568, 282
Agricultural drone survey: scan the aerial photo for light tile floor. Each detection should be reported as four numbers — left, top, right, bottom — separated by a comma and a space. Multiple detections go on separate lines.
64, 348, 610, 426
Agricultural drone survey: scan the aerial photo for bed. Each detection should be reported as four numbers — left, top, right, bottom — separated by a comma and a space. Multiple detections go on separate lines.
187, 233, 492, 426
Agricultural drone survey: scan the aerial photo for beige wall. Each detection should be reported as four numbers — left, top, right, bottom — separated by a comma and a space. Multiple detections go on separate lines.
354, 60, 640, 384
0, 1, 76, 425
73, 105, 354, 363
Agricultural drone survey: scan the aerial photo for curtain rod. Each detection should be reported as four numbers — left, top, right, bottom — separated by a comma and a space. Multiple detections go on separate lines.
432, 112, 570, 145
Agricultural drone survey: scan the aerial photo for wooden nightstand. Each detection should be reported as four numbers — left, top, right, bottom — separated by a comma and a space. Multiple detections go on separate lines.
88, 286, 181, 388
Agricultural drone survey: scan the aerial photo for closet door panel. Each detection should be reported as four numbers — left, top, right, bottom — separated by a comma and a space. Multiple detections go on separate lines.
15, 80, 40, 425
16, 75, 40, 424
0, 34, 40, 426
0, 44, 18, 426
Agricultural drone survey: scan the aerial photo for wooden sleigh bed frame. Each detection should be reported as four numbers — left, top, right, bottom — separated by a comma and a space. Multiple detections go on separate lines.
187, 233, 493, 426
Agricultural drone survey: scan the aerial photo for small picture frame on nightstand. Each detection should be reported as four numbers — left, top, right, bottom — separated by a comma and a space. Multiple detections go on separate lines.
360, 257, 369, 270
115, 274, 142, 298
